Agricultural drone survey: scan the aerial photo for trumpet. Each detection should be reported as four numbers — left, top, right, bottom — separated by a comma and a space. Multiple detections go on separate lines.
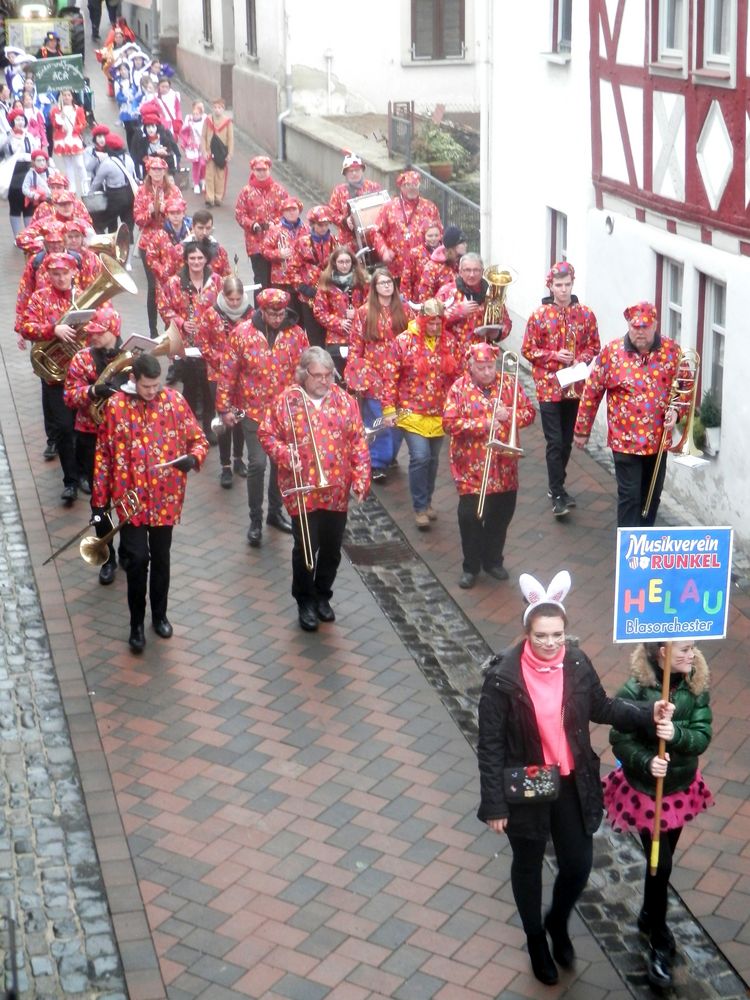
477, 352, 524, 520
281, 387, 330, 571
364, 408, 411, 440
210, 407, 245, 433
80, 490, 142, 566
278, 230, 291, 277
642, 349, 701, 520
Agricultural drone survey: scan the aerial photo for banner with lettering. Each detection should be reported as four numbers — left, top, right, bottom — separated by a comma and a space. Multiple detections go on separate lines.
613, 526, 733, 642
32, 55, 85, 95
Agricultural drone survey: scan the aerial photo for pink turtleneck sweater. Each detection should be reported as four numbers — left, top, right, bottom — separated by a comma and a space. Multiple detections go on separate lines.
521, 640, 575, 776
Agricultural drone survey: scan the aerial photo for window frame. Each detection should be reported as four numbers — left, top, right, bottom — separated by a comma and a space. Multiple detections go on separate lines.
201, 0, 213, 46
553, 0, 572, 54
660, 255, 684, 344
548, 208, 568, 268
649, 0, 688, 76
703, 275, 726, 406
693, 0, 736, 85
245, 0, 257, 57
410, 0, 466, 63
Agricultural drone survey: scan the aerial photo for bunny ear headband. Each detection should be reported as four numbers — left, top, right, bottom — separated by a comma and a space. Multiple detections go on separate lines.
519, 571, 572, 626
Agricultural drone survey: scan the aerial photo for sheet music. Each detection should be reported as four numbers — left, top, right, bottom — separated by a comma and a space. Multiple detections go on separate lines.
556, 361, 592, 388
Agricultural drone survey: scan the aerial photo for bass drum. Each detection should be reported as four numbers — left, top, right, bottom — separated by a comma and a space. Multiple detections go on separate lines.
346, 189, 391, 269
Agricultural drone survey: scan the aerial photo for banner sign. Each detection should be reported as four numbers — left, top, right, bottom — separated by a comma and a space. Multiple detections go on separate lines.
7, 19, 72, 55
32, 55, 85, 94
613, 526, 733, 642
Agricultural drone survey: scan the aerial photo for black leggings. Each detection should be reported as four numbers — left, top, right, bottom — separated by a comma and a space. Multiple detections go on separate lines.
508, 775, 593, 936
639, 826, 682, 946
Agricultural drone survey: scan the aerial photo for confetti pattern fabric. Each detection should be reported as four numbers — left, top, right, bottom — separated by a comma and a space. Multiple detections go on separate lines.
234, 177, 290, 255
522, 301, 600, 402
373, 195, 441, 279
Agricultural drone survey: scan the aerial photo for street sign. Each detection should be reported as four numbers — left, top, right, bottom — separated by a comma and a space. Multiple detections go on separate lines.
613, 526, 733, 642
32, 54, 85, 94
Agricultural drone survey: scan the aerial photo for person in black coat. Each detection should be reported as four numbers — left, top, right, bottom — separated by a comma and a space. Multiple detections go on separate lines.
477, 570, 674, 986
130, 106, 180, 180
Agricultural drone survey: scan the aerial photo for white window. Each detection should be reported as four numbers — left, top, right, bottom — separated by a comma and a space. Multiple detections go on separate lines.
658, 0, 686, 63
554, 0, 572, 53
661, 257, 683, 342
548, 208, 567, 267
705, 277, 726, 406
411, 0, 465, 61
697, 0, 737, 80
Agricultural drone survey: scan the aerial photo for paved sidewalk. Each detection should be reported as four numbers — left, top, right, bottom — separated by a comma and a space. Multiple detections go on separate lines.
1, 25, 750, 1000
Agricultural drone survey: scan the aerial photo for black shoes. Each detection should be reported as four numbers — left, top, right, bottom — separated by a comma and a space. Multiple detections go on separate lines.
647, 946, 673, 989
128, 624, 146, 653
78, 477, 91, 495
544, 912, 575, 969
247, 522, 262, 547
316, 598, 335, 622
43, 441, 58, 461
298, 603, 319, 632
153, 617, 173, 639
484, 564, 509, 581
637, 909, 676, 956
233, 458, 248, 478
552, 494, 570, 517
459, 572, 476, 590
61, 485, 78, 504
548, 488, 576, 508
266, 510, 293, 533
98, 561, 116, 586
220, 466, 233, 489
526, 932, 558, 986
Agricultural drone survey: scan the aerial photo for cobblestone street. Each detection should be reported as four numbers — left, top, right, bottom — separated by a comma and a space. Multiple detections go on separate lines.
2, 26, 750, 1000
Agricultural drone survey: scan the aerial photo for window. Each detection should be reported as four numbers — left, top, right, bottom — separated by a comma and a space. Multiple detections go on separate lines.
660, 257, 684, 342
704, 277, 726, 405
548, 208, 567, 267
656, 0, 686, 63
202, 0, 213, 45
246, 0, 257, 57
553, 0, 572, 54
706, 0, 731, 61
695, 0, 736, 80
411, 0, 465, 61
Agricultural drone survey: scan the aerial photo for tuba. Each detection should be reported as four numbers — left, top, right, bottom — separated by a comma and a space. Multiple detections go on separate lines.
482, 266, 513, 326
89, 323, 185, 425
30, 257, 138, 385
88, 223, 131, 265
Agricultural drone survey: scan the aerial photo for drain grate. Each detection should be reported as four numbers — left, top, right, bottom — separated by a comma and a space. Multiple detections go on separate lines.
345, 539, 415, 567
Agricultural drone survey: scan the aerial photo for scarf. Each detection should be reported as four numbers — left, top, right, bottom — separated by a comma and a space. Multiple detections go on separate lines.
456, 276, 488, 304
522, 638, 565, 673
347, 179, 364, 198
216, 291, 251, 322
281, 217, 301, 234
250, 174, 272, 191
331, 272, 354, 291
521, 639, 573, 774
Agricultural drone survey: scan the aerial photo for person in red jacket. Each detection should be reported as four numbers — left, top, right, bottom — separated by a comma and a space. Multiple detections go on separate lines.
311, 246, 369, 378
15, 219, 67, 333
443, 342, 535, 589
260, 196, 308, 302
522, 261, 600, 517
63, 218, 103, 288
327, 152, 382, 254
373, 170, 441, 282
192, 208, 232, 278
133, 155, 180, 336
574, 302, 680, 528
17, 187, 94, 256
417, 224, 467, 303
399, 221, 442, 305
234, 154, 289, 289
92, 352, 209, 653
215, 287, 308, 547
49, 89, 88, 194
292, 204, 337, 346
258, 346, 370, 632
382, 298, 459, 529
143, 192, 192, 284
438, 253, 512, 359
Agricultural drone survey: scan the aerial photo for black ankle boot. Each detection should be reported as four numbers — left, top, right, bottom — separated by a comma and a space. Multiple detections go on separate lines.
544, 912, 575, 968
647, 946, 673, 989
527, 932, 558, 985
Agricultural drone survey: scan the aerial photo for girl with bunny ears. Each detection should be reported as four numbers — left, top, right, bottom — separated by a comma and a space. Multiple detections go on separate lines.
477, 571, 675, 986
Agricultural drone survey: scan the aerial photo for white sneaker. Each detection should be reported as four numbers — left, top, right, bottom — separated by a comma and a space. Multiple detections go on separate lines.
193, 184, 200, 194
125, 262, 132, 271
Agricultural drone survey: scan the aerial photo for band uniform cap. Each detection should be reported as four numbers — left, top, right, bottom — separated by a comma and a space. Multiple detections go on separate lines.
281, 196, 303, 212
144, 155, 168, 171
92, 124, 110, 138
48, 172, 69, 187
307, 205, 331, 224
546, 260, 575, 287
64, 218, 87, 234
467, 342, 498, 364
256, 288, 290, 310
397, 170, 421, 188
53, 189, 76, 204
442, 224, 466, 250
164, 195, 186, 212
85, 303, 121, 336
141, 111, 162, 127
624, 301, 658, 327
105, 133, 125, 151
250, 155, 272, 170
421, 298, 445, 318
45, 252, 77, 271
341, 152, 364, 174
32, 150, 49, 162
39, 219, 66, 239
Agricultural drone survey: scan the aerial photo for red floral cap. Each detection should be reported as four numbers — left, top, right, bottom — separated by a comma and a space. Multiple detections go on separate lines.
467, 342, 498, 363
250, 155, 272, 170
40, 219, 65, 239
281, 197, 303, 212
45, 252, 77, 270
397, 170, 421, 188
164, 195, 186, 212
53, 189, 76, 204
85, 303, 121, 336
307, 205, 331, 224
624, 301, 658, 327
48, 172, 69, 187
545, 260, 575, 287
144, 155, 168, 172
256, 288, 290, 310
64, 218, 87, 234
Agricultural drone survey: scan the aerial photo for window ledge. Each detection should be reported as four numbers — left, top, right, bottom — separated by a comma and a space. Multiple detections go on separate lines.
648, 60, 687, 79
692, 66, 733, 85
402, 57, 472, 69
540, 51, 571, 64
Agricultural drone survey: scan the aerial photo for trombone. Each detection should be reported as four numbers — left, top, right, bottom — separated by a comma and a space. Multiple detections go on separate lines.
642, 349, 701, 520
477, 352, 524, 520
43, 490, 142, 566
281, 387, 330, 571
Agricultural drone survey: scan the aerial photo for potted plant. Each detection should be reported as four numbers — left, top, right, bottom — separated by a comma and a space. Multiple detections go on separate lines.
411, 124, 470, 180
699, 388, 722, 455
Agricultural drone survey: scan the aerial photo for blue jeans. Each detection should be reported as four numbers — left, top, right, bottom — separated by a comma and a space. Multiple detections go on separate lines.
403, 432, 443, 512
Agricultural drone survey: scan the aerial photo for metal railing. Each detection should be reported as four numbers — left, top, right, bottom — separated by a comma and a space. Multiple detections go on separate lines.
408, 164, 480, 252
387, 100, 414, 162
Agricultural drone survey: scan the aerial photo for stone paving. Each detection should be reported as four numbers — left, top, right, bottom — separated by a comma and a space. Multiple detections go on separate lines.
2, 23, 750, 1000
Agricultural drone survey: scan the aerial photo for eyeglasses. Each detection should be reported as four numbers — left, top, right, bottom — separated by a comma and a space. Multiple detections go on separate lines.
376, 279, 394, 287
307, 370, 335, 380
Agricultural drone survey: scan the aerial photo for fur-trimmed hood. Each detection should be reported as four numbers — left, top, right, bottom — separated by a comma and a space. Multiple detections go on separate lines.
630, 644, 709, 696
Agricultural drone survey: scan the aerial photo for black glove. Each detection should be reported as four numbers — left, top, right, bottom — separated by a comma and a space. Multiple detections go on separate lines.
90, 381, 117, 400
172, 454, 198, 473
299, 283, 316, 299
90, 506, 108, 526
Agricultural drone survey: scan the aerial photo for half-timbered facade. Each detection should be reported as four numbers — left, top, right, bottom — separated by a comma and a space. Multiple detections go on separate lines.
488, 0, 750, 547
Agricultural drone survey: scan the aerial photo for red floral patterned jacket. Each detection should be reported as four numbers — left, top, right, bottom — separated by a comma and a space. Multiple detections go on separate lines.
19, 285, 73, 344
327, 178, 382, 253
15, 250, 92, 330
133, 181, 180, 257
373, 195, 441, 279
382, 322, 460, 417
417, 248, 458, 303
312, 283, 369, 347
196, 302, 254, 381
156, 269, 222, 339
259, 384, 371, 514
16, 205, 93, 254
522, 301, 600, 402
443, 372, 535, 495
234, 177, 289, 255
260, 220, 309, 287
399, 241, 433, 304
346, 302, 412, 399
292, 232, 337, 306
92, 386, 209, 526
438, 278, 512, 364
64, 345, 122, 434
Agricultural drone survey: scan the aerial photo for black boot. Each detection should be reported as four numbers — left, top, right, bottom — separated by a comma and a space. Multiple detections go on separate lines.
647, 946, 673, 989
526, 932, 558, 986
544, 911, 575, 968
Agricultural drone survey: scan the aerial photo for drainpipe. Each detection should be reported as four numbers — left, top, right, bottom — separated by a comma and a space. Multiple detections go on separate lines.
324, 48, 333, 114
478, 2, 492, 262
150, 0, 160, 58
276, 2, 293, 161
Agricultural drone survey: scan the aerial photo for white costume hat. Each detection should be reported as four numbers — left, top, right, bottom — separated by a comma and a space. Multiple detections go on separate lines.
519, 571, 571, 626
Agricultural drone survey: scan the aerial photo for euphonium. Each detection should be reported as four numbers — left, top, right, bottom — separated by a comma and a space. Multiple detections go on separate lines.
87, 222, 130, 265
482, 266, 513, 327
30, 256, 138, 385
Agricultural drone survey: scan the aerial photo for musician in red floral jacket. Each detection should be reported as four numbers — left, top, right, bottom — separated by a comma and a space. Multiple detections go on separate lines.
17, 187, 93, 255
133, 155, 180, 336
416, 225, 467, 303
64, 218, 103, 287
215, 287, 308, 547
327, 152, 382, 254
260, 196, 308, 297
63, 304, 124, 584
438, 253, 511, 358
399, 221, 442, 304
143, 193, 192, 284
522, 261, 600, 518
574, 302, 680, 528
258, 346, 370, 633
443, 342, 535, 589
292, 205, 337, 346
382, 298, 459, 529
92, 353, 208, 653
311, 247, 369, 377
15, 219, 67, 333
373, 170, 441, 282
234, 155, 289, 289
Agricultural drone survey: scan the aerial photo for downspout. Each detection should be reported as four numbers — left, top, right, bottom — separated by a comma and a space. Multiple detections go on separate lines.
478, 2, 492, 262
276, 2, 293, 161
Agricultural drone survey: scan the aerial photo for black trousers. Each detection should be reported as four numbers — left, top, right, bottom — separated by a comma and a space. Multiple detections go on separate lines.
141, 257, 158, 337
207, 384, 244, 466
508, 775, 593, 937
88, 0, 120, 34
291, 509, 347, 605
299, 300, 325, 348
613, 451, 668, 527
539, 399, 580, 497
42, 382, 78, 487
639, 827, 682, 949
457, 491, 516, 574
179, 357, 214, 434
119, 523, 173, 626
99, 185, 135, 241
250, 253, 271, 290
76, 430, 115, 562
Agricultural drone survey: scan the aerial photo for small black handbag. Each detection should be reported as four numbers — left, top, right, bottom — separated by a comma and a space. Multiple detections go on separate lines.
503, 763, 561, 803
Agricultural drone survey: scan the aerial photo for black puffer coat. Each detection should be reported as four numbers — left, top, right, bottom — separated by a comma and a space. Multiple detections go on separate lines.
477, 640, 656, 840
